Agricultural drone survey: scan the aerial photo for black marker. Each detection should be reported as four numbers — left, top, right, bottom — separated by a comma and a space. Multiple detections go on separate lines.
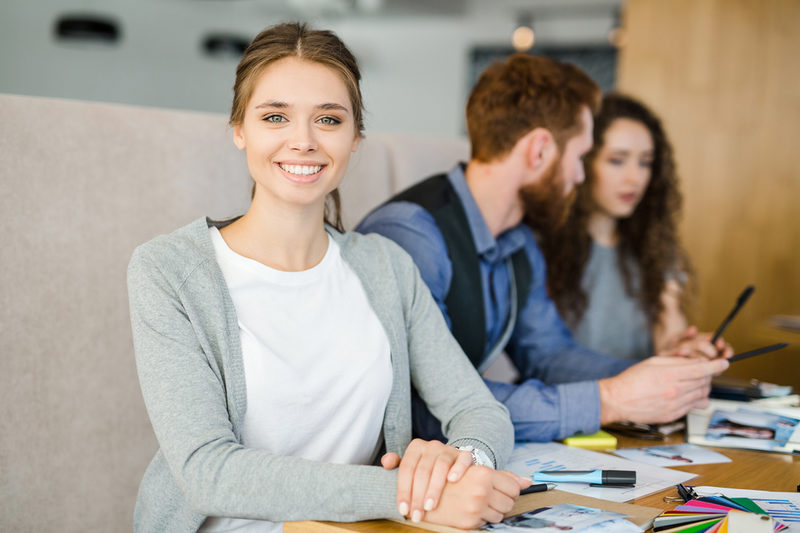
520, 483, 555, 495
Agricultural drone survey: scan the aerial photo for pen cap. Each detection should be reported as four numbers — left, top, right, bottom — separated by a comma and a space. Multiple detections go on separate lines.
602, 470, 636, 485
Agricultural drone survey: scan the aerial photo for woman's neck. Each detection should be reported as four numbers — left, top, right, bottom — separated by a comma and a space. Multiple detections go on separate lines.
587, 210, 619, 247
220, 194, 330, 272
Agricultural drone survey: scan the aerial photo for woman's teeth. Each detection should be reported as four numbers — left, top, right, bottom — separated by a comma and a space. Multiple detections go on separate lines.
280, 164, 322, 176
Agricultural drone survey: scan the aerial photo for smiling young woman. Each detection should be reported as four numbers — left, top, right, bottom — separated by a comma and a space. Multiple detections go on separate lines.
539, 93, 694, 361
126, 22, 525, 533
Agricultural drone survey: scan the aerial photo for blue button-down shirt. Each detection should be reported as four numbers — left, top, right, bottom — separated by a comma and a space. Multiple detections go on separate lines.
357, 164, 633, 441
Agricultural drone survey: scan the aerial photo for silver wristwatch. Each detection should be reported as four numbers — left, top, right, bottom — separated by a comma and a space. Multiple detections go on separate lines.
457, 445, 494, 468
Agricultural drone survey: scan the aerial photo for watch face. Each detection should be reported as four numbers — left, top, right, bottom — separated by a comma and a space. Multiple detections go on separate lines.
458, 445, 489, 467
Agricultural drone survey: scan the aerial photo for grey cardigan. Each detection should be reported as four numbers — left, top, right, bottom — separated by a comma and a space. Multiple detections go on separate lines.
127, 217, 513, 532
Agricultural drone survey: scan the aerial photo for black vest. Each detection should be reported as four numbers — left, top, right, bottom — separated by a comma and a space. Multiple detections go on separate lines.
388, 172, 532, 368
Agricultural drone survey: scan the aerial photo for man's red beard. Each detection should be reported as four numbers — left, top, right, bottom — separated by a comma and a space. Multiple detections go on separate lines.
519, 156, 576, 233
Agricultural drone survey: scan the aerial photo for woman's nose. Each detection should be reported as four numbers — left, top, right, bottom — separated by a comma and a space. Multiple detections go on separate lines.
288, 123, 317, 152
625, 163, 646, 184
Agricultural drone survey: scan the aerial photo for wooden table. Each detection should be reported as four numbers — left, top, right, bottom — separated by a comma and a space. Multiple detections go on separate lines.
285, 433, 800, 532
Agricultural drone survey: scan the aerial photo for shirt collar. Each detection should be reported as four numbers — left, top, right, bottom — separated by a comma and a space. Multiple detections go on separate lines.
447, 163, 527, 263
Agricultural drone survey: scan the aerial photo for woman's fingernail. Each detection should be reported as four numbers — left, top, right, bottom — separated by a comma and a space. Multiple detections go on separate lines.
424, 498, 434, 511
411, 510, 422, 523
399, 502, 409, 516
448, 472, 458, 482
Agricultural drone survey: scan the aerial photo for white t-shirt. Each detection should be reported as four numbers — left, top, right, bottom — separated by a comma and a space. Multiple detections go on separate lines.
200, 228, 392, 532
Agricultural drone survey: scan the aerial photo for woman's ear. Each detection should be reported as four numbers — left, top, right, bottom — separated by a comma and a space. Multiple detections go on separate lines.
233, 124, 246, 151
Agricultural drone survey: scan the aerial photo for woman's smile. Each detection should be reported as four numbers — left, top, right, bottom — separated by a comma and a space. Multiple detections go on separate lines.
276, 161, 326, 184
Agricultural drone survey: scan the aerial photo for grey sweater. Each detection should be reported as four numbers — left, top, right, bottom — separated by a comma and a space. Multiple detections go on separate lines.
127, 217, 514, 532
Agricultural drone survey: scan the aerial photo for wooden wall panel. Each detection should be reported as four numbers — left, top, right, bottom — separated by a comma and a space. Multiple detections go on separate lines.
617, 0, 800, 390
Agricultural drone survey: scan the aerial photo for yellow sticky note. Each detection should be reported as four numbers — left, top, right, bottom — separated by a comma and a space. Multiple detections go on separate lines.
563, 430, 618, 450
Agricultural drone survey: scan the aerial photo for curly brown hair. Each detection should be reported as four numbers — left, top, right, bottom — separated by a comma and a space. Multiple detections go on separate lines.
538, 93, 693, 328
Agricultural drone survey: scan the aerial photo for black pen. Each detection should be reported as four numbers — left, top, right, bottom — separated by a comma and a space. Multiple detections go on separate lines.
711, 285, 754, 345
729, 342, 789, 362
520, 483, 556, 495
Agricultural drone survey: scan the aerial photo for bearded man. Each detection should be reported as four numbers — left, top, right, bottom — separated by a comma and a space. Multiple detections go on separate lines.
357, 54, 730, 443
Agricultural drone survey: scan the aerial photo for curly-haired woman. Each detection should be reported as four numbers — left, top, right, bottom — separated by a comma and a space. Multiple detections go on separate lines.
539, 93, 694, 361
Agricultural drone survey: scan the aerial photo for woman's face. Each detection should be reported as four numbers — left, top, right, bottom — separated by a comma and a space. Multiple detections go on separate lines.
233, 56, 360, 213
590, 117, 654, 219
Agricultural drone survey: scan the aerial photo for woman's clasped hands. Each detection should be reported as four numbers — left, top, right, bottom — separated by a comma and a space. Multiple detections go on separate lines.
381, 439, 530, 529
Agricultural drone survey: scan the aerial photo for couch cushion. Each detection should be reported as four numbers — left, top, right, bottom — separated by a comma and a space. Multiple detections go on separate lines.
0, 93, 251, 532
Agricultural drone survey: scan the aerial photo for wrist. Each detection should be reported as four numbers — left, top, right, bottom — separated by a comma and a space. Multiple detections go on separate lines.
598, 377, 622, 424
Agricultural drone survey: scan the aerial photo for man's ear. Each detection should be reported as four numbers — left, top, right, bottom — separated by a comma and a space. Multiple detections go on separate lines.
525, 128, 558, 174
233, 124, 246, 151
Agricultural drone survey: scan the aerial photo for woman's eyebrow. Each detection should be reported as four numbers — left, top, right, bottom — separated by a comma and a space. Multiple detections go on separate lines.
253, 101, 348, 112
317, 102, 349, 112
255, 100, 288, 109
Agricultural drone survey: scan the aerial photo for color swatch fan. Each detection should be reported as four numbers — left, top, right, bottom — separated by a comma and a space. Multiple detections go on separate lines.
655, 495, 786, 532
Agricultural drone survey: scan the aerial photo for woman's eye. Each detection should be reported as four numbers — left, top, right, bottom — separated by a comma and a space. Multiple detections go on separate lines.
608, 158, 624, 166
318, 116, 341, 126
263, 114, 286, 123
640, 159, 654, 168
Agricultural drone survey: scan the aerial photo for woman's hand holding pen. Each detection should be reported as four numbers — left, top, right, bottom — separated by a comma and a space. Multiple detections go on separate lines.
662, 325, 734, 360
381, 439, 529, 527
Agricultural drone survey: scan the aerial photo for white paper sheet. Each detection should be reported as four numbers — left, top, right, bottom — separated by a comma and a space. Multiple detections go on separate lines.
506, 441, 696, 503
611, 443, 731, 467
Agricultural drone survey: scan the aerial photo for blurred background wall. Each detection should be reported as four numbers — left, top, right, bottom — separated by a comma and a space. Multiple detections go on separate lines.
0, 0, 619, 136
1, 0, 798, 384
618, 0, 800, 391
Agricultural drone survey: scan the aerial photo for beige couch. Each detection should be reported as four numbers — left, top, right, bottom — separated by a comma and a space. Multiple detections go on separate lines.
0, 92, 469, 532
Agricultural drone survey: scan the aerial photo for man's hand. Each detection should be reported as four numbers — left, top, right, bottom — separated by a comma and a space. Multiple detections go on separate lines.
662, 325, 734, 359
598, 354, 729, 424
380, 439, 474, 521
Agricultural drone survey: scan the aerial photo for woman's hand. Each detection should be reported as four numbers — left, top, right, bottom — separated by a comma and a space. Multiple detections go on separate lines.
661, 325, 734, 360
381, 439, 474, 521
422, 467, 529, 529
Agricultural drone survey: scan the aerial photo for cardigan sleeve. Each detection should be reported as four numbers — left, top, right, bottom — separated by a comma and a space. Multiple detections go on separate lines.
383, 241, 515, 468
127, 243, 403, 523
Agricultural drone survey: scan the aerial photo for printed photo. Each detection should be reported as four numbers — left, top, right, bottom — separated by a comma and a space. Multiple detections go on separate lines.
706, 408, 799, 451
482, 504, 625, 531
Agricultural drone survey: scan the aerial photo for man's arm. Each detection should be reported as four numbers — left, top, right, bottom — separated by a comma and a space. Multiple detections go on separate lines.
509, 227, 729, 427
357, 205, 606, 441
358, 203, 454, 326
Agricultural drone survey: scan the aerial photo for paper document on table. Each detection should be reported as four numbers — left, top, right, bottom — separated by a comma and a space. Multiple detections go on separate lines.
481, 504, 628, 531
612, 443, 731, 467
693, 486, 800, 531
506, 441, 696, 503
